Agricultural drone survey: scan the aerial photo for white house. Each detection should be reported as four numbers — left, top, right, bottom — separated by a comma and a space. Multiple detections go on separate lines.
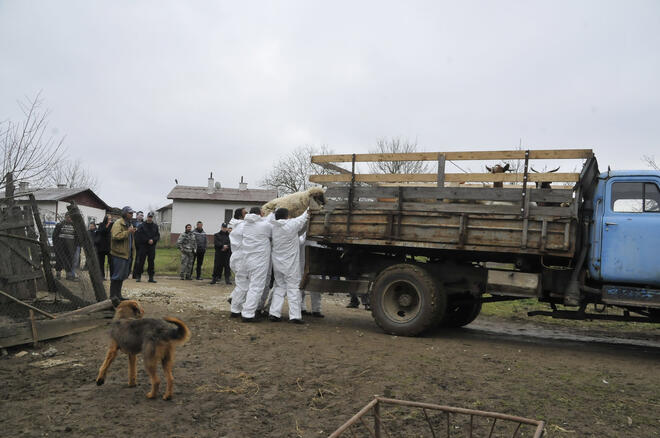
18, 183, 111, 226
165, 176, 277, 244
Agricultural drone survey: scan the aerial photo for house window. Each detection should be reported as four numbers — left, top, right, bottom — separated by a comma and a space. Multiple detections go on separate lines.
611, 182, 660, 213
224, 209, 233, 223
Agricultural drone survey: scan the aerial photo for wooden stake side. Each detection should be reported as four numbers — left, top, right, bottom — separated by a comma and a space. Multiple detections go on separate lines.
311, 148, 593, 163
311, 172, 580, 184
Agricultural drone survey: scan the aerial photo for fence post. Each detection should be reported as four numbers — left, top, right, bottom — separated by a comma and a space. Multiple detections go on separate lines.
66, 203, 107, 302
29, 194, 57, 293
374, 398, 381, 438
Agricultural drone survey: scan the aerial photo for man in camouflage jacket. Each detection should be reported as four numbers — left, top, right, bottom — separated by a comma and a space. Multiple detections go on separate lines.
176, 224, 197, 280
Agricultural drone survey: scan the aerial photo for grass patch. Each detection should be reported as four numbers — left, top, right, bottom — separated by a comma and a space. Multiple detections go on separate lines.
153, 247, 217, 278
481, 298, 660, 334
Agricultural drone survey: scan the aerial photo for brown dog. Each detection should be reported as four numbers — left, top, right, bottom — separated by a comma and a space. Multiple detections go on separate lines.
96, 300, 191, 400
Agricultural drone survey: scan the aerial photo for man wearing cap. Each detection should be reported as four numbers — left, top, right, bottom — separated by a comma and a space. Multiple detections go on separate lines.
210, 222, 232, 285
109, 206, 137, 303
134, 211, 160, 283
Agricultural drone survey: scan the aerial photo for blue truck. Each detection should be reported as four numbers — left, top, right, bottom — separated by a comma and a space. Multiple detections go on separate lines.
303, 149, 660, 335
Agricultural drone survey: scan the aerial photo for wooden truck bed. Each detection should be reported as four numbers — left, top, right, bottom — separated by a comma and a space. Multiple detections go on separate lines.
307, 149, 594, 260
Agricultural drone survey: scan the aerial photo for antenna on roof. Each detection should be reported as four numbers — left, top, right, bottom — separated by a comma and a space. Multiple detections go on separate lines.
175, 179, 178, 184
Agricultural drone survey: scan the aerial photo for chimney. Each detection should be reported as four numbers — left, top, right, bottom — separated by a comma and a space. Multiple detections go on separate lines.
18, 181, 29, 192
238, 176, 247, 191
207, 172, 214, 194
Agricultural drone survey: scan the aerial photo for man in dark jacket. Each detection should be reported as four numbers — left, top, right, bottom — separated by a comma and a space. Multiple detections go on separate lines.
210, 223, 232, 285
134, 211, 160, 283
53, 213, 78, 280
191, 221, 207, 280
95, 213, 114, 279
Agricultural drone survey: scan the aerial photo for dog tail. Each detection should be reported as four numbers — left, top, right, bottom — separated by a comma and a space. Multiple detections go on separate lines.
164, 317, 191, 346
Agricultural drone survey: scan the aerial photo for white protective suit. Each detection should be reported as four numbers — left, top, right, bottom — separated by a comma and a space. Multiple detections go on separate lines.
299, 233, 322, 313
229, 221, 248, 314
268, 210, 309, 320
240, 213, 273, 318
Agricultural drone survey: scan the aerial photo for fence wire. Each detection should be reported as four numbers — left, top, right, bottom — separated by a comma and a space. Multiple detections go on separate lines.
0, 204, 102, 326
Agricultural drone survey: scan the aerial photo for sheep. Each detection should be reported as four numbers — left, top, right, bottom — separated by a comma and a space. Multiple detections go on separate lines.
261, 187, 326, 218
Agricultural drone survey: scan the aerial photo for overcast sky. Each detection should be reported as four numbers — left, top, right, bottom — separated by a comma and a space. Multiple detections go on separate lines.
1, 1, 659, 212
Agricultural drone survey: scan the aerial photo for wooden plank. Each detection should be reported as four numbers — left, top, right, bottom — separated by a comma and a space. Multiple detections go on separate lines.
437, 153, 446, 187
0, 313, 111, 349
67, 203, 107, 302
310, 172, 581, 184
57, 299, 114, 318
0, 289, 57, 319
311, 149, 594, 163
29, 194, 57, 293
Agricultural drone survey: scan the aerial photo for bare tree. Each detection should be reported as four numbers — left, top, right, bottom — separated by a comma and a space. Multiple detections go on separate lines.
47, 159, 98, 190
368, 137, 430, 174
0, 93, 66, 190
643, 155, 659, 170
261, 145, 334, 195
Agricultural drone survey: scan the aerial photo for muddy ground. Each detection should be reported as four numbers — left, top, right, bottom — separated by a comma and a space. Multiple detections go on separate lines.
1, 278, 659, 437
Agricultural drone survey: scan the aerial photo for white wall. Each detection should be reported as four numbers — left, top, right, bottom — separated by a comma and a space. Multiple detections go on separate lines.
171, 199, 262, 235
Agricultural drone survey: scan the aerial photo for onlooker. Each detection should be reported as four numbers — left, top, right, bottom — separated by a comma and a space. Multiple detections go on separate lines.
95, 213, 114, 279
177, 224, 196, 280
131, 211, 144, 278
109, 206, 137, 303
191, 221, 207, 280
210, 223, 231, 285
53, 213, 78, 280
134, 211, 160, 283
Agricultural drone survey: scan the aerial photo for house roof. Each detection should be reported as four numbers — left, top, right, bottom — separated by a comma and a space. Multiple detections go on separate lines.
157, 202, 173, 211
27, 187, 111, 210
167, 186, 278, 203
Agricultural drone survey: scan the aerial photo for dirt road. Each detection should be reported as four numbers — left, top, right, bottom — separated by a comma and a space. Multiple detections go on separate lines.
1, 278, 659, 437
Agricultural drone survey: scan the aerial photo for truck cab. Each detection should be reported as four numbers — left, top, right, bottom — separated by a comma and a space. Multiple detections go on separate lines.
588, 170, 660, 287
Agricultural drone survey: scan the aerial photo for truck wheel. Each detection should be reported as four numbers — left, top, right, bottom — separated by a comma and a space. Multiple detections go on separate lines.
439, 300, 482, 328
370, 264, 446, 336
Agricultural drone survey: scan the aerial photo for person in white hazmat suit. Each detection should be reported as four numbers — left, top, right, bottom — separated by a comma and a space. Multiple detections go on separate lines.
239, 207, 274, 322
299, 232, 324, 317
268, 207, 309, 323
228, 214, 248, 317
227, 208, 247, 309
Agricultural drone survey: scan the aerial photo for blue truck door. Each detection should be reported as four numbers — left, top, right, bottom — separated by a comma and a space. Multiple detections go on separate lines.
600, 179, 660, 286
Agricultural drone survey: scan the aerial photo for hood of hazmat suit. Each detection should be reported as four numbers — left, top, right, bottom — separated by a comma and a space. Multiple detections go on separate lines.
270, 210, 309, 277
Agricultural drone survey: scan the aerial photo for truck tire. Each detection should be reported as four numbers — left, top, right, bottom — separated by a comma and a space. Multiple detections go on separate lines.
439, 300, 482, 328
370, 264, 446, 336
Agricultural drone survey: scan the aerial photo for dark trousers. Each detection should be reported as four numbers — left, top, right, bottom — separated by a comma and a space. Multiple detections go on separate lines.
190, 249, 206, 278
97, 251, 113, 279
212, 251, 231, 282
135, 245, 156, 277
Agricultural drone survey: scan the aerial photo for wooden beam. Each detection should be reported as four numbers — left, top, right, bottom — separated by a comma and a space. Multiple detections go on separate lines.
311, 149, 593, 163
310, 172, 580, 184
0, 289, 57, 319
57, 299, 114, 318
0, 314, 110, 349
67, 203, 107, 302
316, 162, 351, 174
